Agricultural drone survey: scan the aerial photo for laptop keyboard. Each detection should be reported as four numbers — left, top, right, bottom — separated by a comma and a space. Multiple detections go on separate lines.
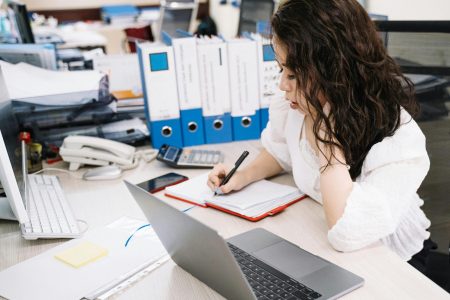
228, 243, 322, 300
24, 174, 80, 236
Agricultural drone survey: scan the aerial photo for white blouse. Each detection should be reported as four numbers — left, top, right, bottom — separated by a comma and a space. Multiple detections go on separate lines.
261, 97, 431, 260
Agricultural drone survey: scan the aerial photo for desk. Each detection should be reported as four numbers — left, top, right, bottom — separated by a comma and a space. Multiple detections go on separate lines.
0, 141, 448, 299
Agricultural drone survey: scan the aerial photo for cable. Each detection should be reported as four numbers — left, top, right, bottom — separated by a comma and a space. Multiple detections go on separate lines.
119, 149, 158, 171
124, 206, 195, 247
30, 167, 84, 179
77, 219, 89, 234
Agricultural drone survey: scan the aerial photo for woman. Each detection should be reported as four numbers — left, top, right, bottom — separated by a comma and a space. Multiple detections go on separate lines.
208, 0, 432, 267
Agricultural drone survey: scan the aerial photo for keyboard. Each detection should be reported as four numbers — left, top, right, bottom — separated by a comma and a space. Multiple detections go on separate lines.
23, 174, 80, 238
228, 243, 322, 300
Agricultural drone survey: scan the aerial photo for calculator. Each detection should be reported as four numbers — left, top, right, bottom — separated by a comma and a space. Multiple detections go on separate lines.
156, 144, 224, 168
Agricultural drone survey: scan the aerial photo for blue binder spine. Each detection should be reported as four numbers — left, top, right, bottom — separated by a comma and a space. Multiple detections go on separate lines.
137, 42, 183, 148
165, 31, 205, 146
226, 37, 261, 141
197, 36, 233, 144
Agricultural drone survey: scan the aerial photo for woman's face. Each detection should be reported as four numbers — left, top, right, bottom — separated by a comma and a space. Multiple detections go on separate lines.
273, 39, 309, 114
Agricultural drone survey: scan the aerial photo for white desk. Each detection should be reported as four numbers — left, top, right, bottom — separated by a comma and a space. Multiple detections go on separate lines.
0, 141, 448, 299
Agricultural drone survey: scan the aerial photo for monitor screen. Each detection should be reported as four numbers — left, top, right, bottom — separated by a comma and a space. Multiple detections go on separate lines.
238, 0, 274, 35
7, 1, 35, 44
160, 7, 194, 38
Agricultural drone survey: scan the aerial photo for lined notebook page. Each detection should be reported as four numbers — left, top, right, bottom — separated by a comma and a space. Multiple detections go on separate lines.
165, 172, 303, 215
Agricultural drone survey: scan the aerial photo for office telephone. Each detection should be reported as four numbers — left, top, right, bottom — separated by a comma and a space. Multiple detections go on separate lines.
59, 136, 157, 171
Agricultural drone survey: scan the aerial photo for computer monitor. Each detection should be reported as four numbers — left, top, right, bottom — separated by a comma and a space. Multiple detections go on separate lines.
238, 0, 275, 36
7, 0, 35, 44
156, 1, 198, 40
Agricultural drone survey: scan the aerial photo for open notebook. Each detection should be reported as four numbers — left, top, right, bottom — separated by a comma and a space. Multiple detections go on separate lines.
165, 173, 306, 221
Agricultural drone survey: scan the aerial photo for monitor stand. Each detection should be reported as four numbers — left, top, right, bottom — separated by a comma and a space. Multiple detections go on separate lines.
0, 196, 16, 220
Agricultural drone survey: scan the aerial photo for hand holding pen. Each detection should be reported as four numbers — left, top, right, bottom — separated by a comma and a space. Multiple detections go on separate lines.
207, 151, 249, 196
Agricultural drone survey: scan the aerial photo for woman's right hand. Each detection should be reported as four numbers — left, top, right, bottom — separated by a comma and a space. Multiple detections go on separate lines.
207, 163, 249, 195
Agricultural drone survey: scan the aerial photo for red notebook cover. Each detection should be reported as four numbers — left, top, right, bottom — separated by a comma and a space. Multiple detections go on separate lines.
164, 193, 307, 222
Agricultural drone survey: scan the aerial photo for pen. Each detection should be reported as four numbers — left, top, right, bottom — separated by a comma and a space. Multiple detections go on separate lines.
214, 150, 249, 196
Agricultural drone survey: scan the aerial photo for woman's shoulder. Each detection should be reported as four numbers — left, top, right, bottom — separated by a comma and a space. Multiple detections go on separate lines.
362, 109, 428, 173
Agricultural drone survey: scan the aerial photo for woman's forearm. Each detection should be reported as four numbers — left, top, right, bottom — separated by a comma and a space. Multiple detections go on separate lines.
241, 149, 284, 185
319, 146, 353, 228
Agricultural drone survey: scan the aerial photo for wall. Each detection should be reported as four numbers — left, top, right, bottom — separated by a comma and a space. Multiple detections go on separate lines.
367, 0, 450, 20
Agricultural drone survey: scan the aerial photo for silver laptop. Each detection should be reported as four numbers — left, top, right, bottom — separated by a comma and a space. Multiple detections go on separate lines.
125, 181, 364, 300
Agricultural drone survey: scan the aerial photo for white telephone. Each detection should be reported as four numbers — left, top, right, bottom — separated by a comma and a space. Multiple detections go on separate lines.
59, 136, 157, 171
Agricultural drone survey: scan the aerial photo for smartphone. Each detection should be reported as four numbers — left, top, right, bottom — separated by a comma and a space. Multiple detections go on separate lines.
137, 172, 189, 193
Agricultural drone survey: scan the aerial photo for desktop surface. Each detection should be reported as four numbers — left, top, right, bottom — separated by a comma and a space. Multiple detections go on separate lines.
0, 141, 448, 299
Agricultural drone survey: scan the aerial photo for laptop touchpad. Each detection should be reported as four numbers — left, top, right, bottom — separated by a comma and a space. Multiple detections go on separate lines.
253, 241, 328, 279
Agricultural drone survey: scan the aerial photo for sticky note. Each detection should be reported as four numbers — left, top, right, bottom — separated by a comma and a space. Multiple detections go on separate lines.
55, 241, 108, 268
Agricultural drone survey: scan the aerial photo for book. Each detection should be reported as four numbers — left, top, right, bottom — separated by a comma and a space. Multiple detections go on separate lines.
165, 173, 306, 221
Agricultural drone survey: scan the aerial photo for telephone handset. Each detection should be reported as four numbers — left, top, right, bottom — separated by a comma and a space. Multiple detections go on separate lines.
59, 136, 156, 171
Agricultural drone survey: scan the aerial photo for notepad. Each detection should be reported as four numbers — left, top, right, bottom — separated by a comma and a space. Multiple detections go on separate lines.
55, 241, 108, 268
165, 173, 306, 221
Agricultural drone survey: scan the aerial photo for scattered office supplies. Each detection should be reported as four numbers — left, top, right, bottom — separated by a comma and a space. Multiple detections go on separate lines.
165, 172, 306, 221
54, 241, 108, 268
0, 43, 57, 70
156, 144, 224, 168
137, 42, 183, 148
163, 30, 205, 146
137, 172, 189, 193
0, 216, 168, 300
126, 181, 364, 300
93, 54, 143, 99
100, 4, 139, 25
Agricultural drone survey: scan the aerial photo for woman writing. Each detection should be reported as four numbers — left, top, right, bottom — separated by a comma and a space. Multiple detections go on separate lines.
208, 0, 431, 270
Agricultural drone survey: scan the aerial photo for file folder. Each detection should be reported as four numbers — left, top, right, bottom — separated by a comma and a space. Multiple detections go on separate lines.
196, 36, 232, 144
137, 42, 183, 148
226, 37, 261, 141
163, 31, 205, 146
250, 33, 283, 130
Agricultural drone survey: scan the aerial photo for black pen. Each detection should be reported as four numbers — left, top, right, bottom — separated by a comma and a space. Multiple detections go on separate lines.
214, 151, 249, 196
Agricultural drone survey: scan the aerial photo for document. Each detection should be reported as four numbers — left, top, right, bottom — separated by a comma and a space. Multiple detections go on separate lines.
0, 217, 168, 300
165, 173, 306, 221
0, 61, 103, 104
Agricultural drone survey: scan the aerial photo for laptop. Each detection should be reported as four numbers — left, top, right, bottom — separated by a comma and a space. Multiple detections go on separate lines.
125, 181, 364, 300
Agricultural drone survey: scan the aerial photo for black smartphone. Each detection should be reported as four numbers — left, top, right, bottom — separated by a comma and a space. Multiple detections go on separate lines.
137, 172, 189, 194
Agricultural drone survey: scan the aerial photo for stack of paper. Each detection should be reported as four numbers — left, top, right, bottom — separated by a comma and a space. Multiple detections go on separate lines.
165, 173, 305, 221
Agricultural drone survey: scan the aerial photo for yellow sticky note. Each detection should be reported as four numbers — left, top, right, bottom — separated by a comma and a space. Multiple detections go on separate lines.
55, 241, 108, 268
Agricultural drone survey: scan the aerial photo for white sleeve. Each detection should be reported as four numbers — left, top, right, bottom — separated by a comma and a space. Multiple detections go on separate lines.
327, 114, 430, 252
260, 98, 292, 171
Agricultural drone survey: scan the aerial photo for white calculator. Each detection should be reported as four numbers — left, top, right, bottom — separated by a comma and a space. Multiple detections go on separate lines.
157, 144, 224, 168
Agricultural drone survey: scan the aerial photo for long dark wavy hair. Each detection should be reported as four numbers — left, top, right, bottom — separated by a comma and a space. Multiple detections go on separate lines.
271, 0, 419, 179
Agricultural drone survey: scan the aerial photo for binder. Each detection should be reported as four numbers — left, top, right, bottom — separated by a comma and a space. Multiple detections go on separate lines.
163, 31, 205, 146
196, 36, 233, 144
250, 33, 284, 130
165, 173, 306, 222
137, 42, 183, 148
226, 37, 261, 141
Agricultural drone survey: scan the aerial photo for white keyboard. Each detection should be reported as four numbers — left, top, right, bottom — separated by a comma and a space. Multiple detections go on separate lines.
23, 174, 81, 238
